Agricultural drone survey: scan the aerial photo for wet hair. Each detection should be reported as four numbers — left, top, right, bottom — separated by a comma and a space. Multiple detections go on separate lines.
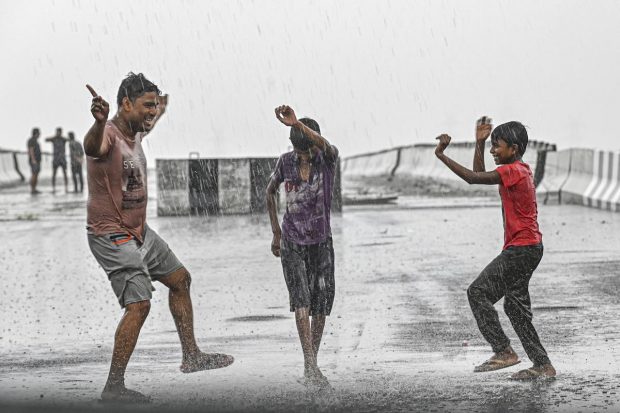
116, 72, 161, 107
290, 118, 320, 151
491, 121, 528, 157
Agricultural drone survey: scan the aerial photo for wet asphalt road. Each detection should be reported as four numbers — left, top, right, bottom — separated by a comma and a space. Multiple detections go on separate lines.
1, 180, 620, 412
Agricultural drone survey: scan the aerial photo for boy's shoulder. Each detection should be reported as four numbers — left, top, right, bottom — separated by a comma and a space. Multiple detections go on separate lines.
280, 150, 295, 159
277, 151, 296, 165
497, 161, 532, 187
498, 160, 531, 172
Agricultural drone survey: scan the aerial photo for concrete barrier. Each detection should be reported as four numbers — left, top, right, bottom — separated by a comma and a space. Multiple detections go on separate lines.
342, 148, 399, 177
159, 157, 342, 216
536, 148, 620, 212
218, 159, 252, 214
578, 150, 620, 211
597, 152, 620, 211
345, 140, 549, 187
157, 159, 191, 216
560, 148, 595, 206
249, 158, 281, 213
536, 149, 571, 205
396, 142, 497, 184
583, 150, 611, 209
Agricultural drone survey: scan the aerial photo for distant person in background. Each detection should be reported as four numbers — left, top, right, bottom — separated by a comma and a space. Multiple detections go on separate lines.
27, 127, 42, 195
266, 105, 339, 389
434, 117, 556, 380
84, 72, 233, 403
45, 127, 69, 193
68, 132, 84, 193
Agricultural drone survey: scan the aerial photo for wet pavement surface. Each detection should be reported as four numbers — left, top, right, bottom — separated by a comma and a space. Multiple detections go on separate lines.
1, 178, 620, 412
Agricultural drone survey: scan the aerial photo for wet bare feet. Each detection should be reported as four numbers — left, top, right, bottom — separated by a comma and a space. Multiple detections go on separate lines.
511, 363, 557, 380
100, 383, 151, 404
180, 352, 234, 373
304, 367, 332, 390
474, 346, 520, 372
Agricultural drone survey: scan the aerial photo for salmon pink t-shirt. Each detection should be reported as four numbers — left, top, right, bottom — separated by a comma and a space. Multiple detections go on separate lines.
86, 121, 148, 242
496, 161, 542, 250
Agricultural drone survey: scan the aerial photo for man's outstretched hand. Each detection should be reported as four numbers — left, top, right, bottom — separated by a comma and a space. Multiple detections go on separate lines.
86, 84, 109, 123
275, 105, 298, 127
435, 134, 452, 156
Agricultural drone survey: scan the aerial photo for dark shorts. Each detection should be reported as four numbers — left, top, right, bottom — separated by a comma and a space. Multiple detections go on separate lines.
53, 158, 67, 169
280, 237, 335, 316
87, 225, 184, 308
30, 162, 40, 175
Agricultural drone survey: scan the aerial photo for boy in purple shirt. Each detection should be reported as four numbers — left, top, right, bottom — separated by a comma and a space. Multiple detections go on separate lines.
266, 105, 338, 388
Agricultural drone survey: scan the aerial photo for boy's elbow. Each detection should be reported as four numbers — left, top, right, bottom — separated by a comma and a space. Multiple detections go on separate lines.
464, 174, 478, 185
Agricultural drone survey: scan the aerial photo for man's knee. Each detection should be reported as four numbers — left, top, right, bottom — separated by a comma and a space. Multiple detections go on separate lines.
168, 268, 192, 292
126, 300, 151, 318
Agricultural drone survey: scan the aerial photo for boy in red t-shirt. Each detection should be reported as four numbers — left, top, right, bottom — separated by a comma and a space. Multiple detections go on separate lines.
435, 117, 556, 380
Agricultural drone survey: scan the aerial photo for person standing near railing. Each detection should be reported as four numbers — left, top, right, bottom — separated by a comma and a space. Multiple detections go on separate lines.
68, 132, 84, 193
27, 127, 42, 195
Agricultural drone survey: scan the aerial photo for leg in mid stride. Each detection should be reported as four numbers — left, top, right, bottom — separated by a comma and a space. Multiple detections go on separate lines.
435, 117, 556, 380
267, 105, 339, 388
84, 73, 233, 403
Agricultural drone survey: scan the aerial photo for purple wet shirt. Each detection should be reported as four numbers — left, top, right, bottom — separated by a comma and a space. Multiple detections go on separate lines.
270, 149, 338, 245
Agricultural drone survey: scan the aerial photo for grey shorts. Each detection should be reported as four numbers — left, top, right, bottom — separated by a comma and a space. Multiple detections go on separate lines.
88, 225, 184, 308
280, 237, 335, 316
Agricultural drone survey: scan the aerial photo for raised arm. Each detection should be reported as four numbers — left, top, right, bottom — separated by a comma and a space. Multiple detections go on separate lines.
473, 116, 492, 172
83, 84, 111, 158
436, 134, 501, 185
275, 105, 338, 160
266, 178, 282, 257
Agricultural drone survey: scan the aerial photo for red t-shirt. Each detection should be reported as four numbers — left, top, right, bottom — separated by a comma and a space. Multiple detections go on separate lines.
496, 161, 542, 250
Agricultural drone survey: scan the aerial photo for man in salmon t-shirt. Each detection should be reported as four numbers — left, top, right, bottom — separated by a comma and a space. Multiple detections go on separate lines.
84, 73, 233, 403
434, 117, 556, 380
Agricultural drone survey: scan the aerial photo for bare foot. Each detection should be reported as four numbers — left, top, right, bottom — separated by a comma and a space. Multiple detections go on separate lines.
100, 383, 151, 404
180, 352, 234, 373
304, 367, 332, 390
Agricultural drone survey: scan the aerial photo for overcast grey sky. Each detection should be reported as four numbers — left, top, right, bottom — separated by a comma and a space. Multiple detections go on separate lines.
1, 0, 619, 162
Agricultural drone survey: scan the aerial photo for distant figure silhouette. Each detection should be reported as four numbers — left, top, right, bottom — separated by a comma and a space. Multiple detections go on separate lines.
45, 127, 69, 193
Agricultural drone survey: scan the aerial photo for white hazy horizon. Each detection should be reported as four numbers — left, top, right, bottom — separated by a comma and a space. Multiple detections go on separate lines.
1, 0, 619, 163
